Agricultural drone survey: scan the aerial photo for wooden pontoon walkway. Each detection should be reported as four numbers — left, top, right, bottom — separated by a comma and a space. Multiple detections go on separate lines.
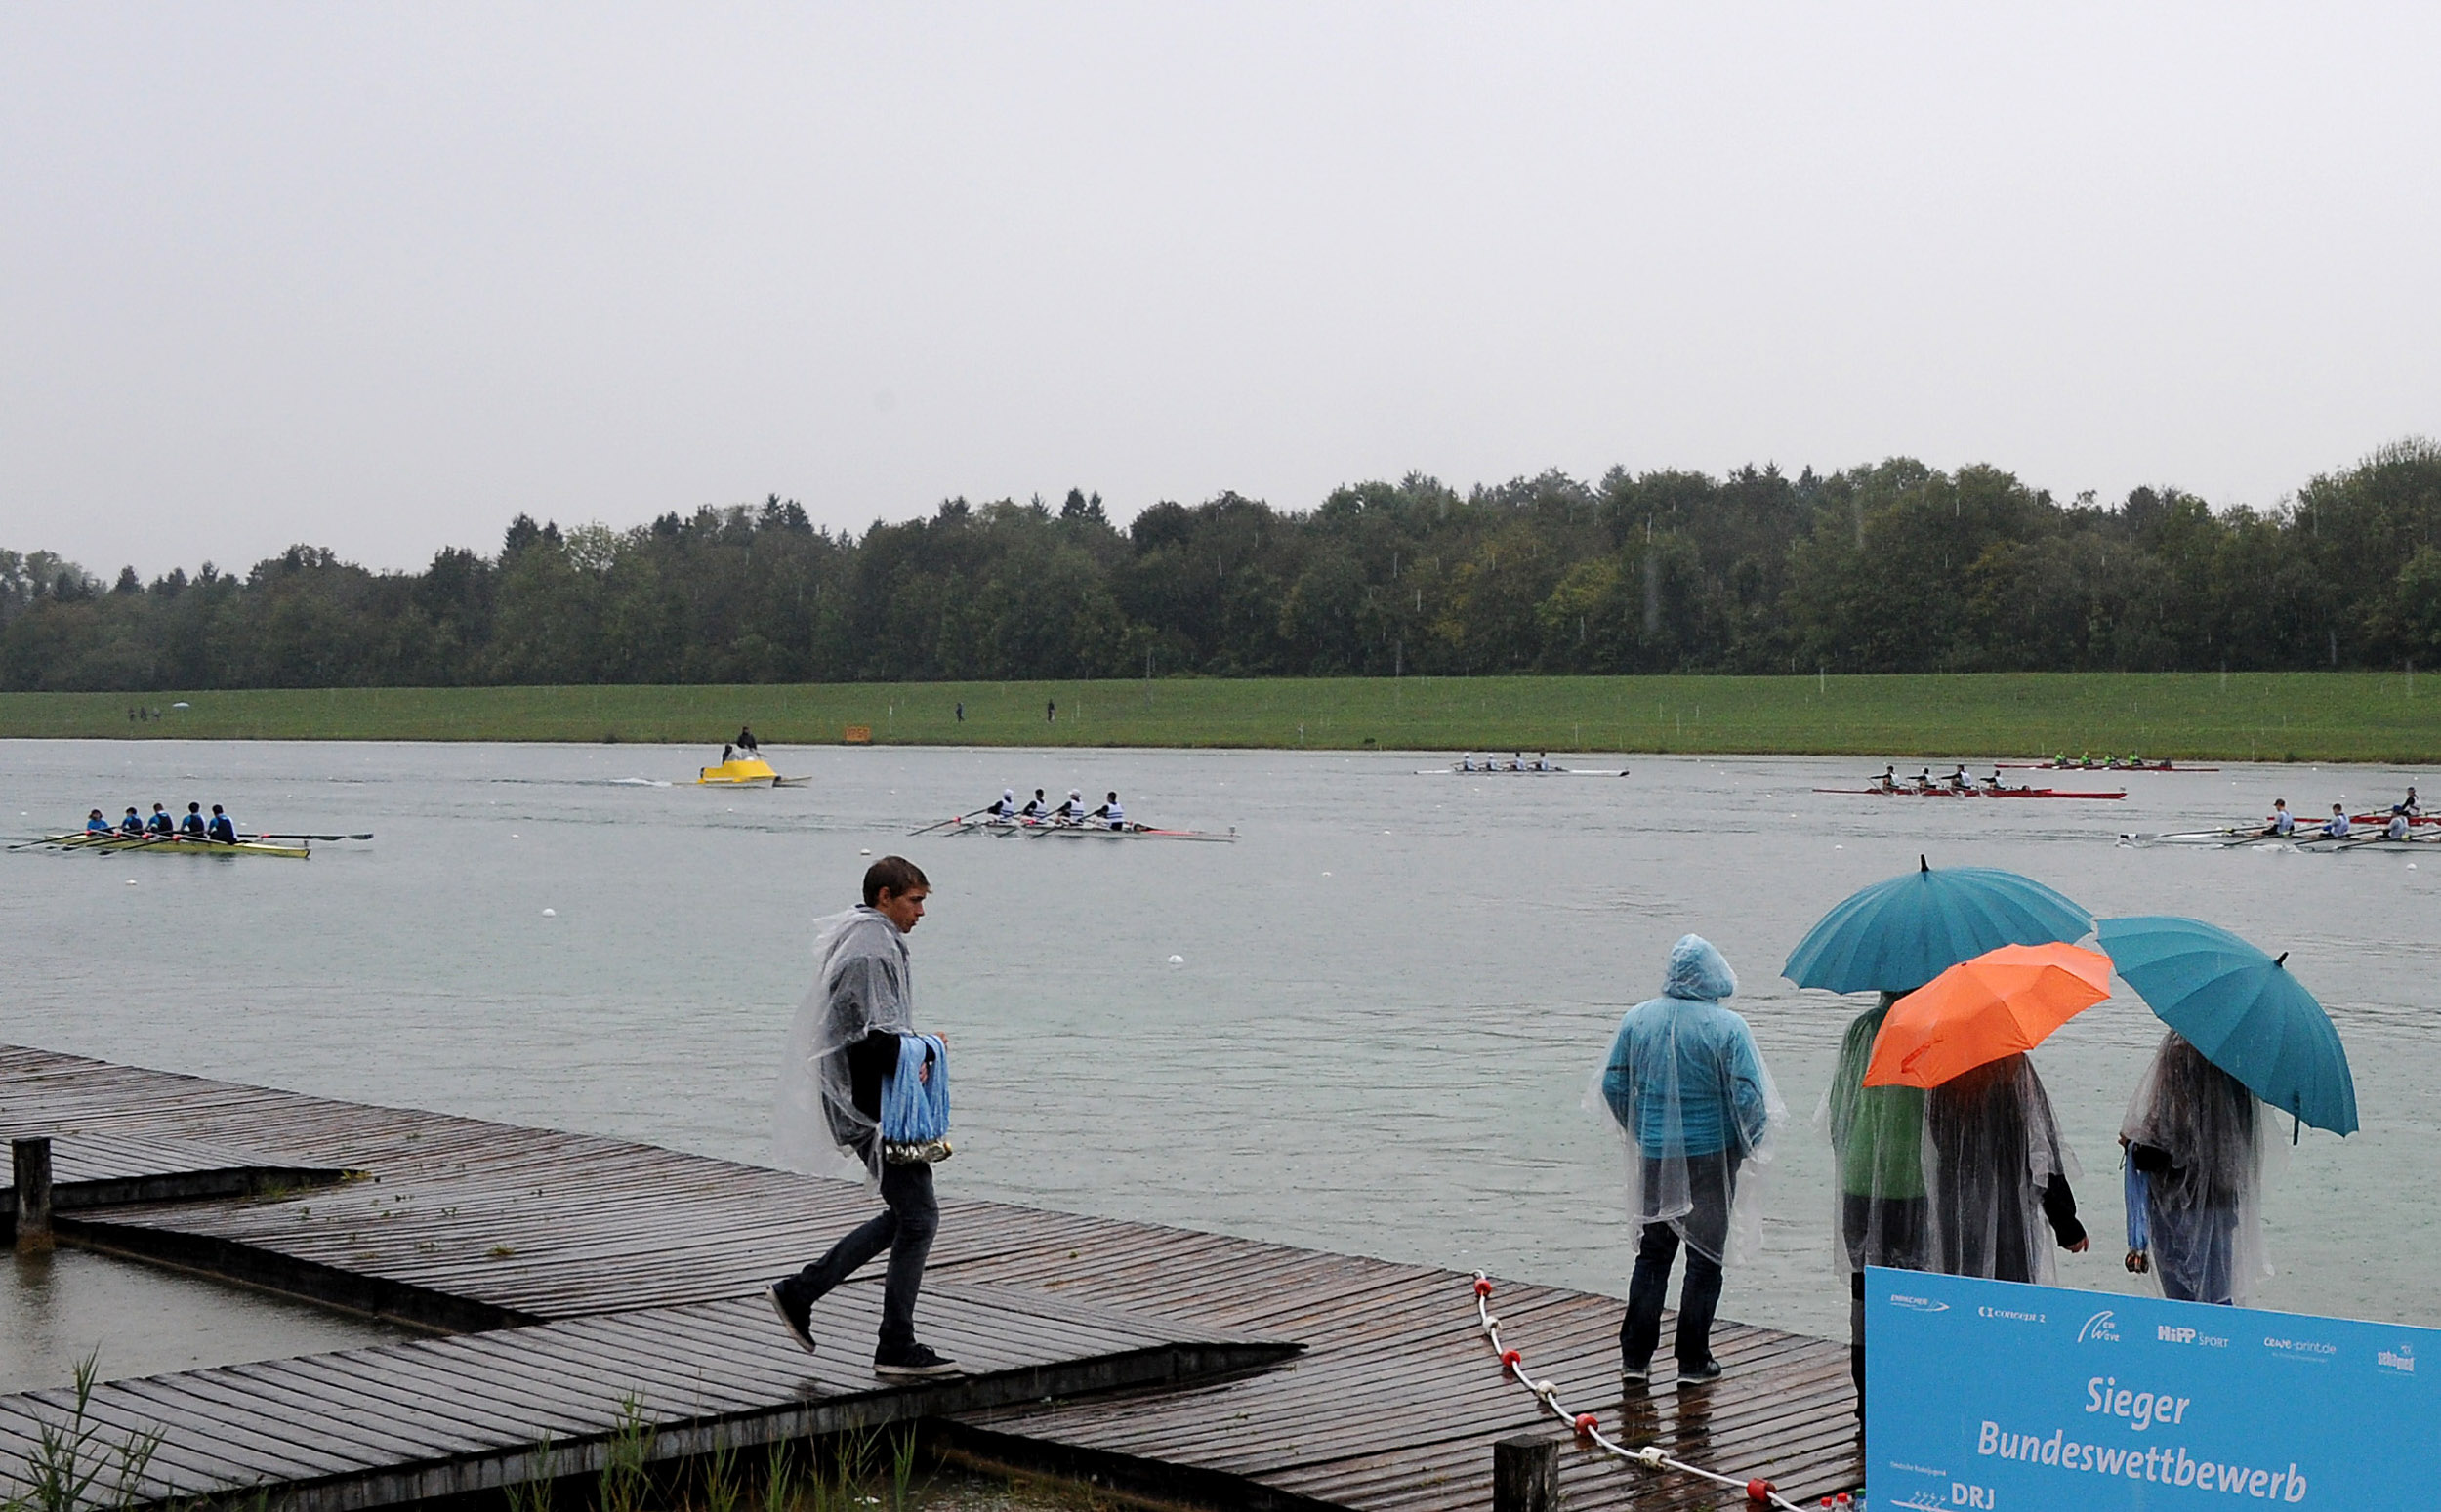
1, 1046, 1861, 1510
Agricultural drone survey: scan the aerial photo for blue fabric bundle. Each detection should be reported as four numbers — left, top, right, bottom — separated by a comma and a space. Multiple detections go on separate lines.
882, 1033, 950, 1144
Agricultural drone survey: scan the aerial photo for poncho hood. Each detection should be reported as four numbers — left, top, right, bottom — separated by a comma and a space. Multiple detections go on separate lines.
1664, 934, 1737, 1001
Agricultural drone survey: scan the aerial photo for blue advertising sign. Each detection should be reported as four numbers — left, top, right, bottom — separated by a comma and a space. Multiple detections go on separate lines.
1865, 1266, 2433, 1511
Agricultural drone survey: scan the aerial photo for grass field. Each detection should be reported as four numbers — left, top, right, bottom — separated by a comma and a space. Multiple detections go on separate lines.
2, 673, 2436, 762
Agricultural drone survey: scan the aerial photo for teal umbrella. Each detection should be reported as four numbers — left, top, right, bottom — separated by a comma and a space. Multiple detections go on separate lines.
2094, 915, 2358, 1137
1783, 856, 2092, 995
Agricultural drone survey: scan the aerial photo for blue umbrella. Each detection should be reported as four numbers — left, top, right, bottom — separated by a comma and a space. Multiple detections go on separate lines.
2094, 916, 2358, 1137
1782, 856, 2092, 995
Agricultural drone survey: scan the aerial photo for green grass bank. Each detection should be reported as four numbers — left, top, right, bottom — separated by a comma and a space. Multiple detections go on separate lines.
3, 674, 2436, 762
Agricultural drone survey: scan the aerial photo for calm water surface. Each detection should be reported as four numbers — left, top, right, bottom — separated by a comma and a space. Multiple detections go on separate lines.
5, 740, 2436, 1348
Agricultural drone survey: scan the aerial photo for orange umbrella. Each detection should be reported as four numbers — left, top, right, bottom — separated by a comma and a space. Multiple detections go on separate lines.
1862, 942, 2113, 1088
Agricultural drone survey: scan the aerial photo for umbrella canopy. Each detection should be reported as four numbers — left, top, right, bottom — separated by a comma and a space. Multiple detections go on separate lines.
1863, 942, 2114, 1088
2094, 916, 2359, 1136
1783, 856, 2093, 996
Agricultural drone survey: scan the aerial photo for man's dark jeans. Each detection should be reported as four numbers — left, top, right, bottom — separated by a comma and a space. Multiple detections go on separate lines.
1620, 1151, 1736, 1372
788, 1162, 937, 1352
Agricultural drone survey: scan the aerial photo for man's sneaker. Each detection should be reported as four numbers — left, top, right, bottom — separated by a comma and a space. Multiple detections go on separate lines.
1676, 1358, 1724, 1388
1620, 1361, 1651, 1385
765, 1282, 816, 1354
873, 1342, 962, 1378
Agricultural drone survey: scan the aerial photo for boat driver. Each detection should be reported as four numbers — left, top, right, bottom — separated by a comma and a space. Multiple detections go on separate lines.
85, 808, 111, 834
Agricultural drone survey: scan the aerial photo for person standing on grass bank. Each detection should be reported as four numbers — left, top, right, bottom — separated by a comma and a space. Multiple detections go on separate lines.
1594, 935, 1783, 1390
767, 856, 960, 1378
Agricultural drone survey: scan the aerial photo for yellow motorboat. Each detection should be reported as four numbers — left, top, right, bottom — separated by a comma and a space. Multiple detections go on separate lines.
695, 756, 806, 788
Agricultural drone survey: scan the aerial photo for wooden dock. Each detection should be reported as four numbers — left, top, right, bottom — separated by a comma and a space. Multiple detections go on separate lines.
1, 1045, 1862, 1510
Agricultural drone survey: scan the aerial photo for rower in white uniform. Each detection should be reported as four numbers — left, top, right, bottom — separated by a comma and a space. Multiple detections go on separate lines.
2385, 810, 2412, 840
1052, 789, 1086, 824
2321, 804, 2352, 838
1019, 788, 1048, 820
1088, 791, 1127, 831
988, 789, 1017, 821
2262, 799, 2295, 837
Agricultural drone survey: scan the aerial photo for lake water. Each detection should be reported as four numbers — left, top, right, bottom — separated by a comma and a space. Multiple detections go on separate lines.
4, 739, 2437, 1358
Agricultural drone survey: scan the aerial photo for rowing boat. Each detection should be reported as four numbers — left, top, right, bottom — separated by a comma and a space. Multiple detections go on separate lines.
1415, 764, 1632, 776
1997, 761, 2219, 773
695, 757, 807, 788
2123, 827, 2438, 850
930, 817, 1237, 842
32, 832, 310, 859
1814, 786, 2127, 800
2350, 812, 2436, 826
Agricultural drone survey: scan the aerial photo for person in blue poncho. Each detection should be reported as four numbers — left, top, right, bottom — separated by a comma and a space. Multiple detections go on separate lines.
1595, 935, 1784, 1389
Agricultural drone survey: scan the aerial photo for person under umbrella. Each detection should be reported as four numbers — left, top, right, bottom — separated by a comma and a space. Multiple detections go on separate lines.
1922, 1053, 2089, 1282
1595, 935, 1783, 1389
1785, 858, 2090, 1410
2119, 1031, 2267, 1306
1862, 942, 2109, 1286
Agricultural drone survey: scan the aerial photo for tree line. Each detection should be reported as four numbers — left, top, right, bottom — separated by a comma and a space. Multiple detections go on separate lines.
6, 442, 2440, 691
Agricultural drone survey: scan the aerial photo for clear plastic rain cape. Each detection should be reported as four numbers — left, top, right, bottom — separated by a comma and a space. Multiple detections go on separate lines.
1589, 935, 1786, 1266
2119, 1030, 2269, 1306
1821, 993, 1930, 1277
1922, 1053, 2078, 1284
773, 906, 915, 1187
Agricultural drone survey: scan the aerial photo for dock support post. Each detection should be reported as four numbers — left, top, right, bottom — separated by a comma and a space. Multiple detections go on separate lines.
1493, 1433, 1557, 1512
13, 1137, 54, 1252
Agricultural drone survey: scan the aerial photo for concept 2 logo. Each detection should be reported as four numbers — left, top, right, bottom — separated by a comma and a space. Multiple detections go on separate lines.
2079, 1310, 2122, 1344
1888, 1293, 1951, 1313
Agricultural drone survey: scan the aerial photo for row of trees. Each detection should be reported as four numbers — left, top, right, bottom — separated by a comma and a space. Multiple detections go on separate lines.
7, 443, 2441, 691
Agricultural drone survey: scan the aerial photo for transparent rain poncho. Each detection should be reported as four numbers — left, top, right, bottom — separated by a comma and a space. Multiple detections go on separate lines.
1822, 993, 1930, 1277
773, 906, 916, 1187
1922, 1053, 2080, 1285
1591, 935, 1786, 1265
2120, 1031, 2269, 1306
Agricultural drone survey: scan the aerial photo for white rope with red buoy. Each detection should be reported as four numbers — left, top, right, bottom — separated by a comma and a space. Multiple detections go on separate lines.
1469, 1273, 1815, 1512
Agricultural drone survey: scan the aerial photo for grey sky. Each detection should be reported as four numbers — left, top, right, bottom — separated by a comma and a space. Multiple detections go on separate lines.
6, 5, 2437, 579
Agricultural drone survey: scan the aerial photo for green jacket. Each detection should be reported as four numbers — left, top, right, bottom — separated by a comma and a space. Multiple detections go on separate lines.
1828, 1002, 1926, 1200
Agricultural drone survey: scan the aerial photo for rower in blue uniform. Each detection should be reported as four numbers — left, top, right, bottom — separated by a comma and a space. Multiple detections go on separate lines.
988, 788, 1017, 820
2261, 799, 2295, 837
206, 804, 237, 843
2321, 804, 2351, 838
180, 802, 207, 836
2385, 811, 2411, 840
1019, 788, 1048, 821
118, 807, 143, 835
85, 809, 111, 834
1088, 792, 1127, 831
145, 803, 175, 836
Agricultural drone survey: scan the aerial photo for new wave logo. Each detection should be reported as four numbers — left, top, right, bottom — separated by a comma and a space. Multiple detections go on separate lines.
1888, 1293, 1951, 1313
2078, 1310, 2121, 1344
2379, 1343, 2416, 1376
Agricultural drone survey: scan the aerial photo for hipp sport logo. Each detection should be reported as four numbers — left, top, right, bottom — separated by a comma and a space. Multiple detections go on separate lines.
2078, 1310, 2121, 1344
2379, 1343, 2416, 1376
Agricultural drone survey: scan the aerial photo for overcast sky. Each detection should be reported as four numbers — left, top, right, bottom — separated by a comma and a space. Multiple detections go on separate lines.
5, 6, 2437, 578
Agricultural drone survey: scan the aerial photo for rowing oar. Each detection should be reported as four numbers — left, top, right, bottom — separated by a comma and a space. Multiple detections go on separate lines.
5, 833, 87, 852
907, 808, 991, 838
254, 832, 373, 841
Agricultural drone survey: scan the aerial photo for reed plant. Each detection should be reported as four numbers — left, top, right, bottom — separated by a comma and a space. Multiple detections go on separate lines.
0, 1355, 163, 1512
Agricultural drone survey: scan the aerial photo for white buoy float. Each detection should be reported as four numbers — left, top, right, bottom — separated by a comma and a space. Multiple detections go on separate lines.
542, 908, 557, 917
1168, 955, 1184, 966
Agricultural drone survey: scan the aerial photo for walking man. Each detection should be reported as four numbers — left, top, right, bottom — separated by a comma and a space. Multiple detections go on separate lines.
1597, 935, 1782, 1388
767, 856, 960, 1377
